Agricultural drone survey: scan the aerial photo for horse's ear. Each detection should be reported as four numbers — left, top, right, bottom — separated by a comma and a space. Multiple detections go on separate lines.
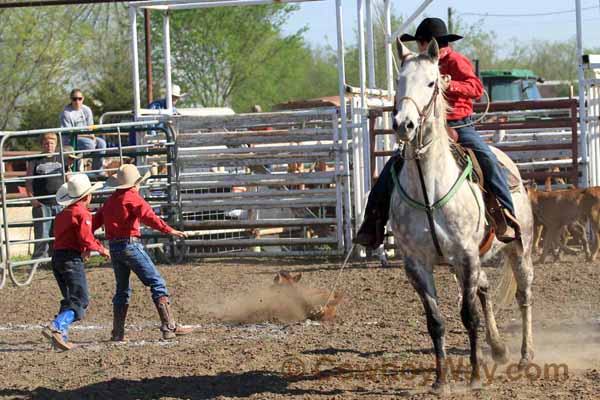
396, 37, 411, 64
426, 38, 439, 62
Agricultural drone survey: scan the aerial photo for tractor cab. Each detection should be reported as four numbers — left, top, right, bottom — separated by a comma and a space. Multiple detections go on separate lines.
480, 69, 542, 102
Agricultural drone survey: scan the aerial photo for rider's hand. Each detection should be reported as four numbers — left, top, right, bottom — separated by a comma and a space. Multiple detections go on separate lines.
31, 199, 42, 208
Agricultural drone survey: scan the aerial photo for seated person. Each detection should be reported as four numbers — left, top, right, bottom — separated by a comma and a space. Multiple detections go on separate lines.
60, 88, 106, 174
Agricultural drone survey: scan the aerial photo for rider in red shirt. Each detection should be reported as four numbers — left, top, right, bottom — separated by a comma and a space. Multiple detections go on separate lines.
355, 18, 519, 249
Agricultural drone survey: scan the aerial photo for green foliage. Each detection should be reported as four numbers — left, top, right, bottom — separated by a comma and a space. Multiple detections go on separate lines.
18, 85, 66, 132
232, 44, 339, 111
3, 2, 598, 134
0, 7, 80, 130
451, 18, 498, 69
344, 1, 407, 90
149, 5, 338, 111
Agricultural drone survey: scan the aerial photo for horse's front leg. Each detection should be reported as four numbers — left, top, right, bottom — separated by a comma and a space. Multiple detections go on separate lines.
403, 258, 448, 394
457, 253, 482, 390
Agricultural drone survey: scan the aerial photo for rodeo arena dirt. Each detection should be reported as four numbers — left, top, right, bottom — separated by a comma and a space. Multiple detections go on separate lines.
2, 1, 600, 399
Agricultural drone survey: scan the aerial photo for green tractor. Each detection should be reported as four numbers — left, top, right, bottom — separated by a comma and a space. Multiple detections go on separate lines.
479, 69, 542, 102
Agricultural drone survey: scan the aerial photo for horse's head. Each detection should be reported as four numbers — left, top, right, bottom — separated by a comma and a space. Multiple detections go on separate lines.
392, 38, 441, 143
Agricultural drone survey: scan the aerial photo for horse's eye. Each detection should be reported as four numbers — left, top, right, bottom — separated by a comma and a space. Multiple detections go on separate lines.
428, 81, 435, 88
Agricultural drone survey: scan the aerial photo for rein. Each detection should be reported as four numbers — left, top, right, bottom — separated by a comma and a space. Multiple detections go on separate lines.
397, 83, 440, 159
393, 81, 476, 258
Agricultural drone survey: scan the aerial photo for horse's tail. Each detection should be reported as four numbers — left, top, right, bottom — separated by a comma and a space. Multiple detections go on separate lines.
495, 254, 517, 309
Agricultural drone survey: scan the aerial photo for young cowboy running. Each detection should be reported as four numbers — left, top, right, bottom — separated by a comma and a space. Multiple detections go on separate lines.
42, 174, 110, 350
355, 17, 520, 249
93, 164, 191, 341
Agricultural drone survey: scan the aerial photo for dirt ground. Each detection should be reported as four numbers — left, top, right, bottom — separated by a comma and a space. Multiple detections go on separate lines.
1, 253, 599, 400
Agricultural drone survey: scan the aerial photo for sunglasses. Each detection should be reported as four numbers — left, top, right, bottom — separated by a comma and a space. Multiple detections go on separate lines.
71, 97, 83, 101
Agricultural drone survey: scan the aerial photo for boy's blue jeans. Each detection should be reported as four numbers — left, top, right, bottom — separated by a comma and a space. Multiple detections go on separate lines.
366, 116, 515, 221
109, 240, 170, 306
52, 249, 89, 321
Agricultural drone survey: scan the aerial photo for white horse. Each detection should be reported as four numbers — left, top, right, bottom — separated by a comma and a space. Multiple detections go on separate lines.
389, 39, 534, 393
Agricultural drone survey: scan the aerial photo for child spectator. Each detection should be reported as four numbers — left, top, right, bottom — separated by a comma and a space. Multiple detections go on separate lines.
42, 174, 110, 350
93, 164, 191, 341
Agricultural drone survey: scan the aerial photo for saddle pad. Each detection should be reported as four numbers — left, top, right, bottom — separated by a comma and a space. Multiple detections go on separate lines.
449, 142, 521, 193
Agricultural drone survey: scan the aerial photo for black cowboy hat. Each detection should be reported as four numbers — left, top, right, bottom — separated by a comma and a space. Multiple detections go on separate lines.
400, 17, 463, 43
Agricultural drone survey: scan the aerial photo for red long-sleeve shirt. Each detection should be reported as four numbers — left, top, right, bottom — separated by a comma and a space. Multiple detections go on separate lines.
439, 47, 484, 121
92, 188, 173, 240
53, 202, 105, 254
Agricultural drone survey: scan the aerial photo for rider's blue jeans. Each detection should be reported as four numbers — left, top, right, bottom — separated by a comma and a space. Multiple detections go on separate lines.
365, 116, 515, 222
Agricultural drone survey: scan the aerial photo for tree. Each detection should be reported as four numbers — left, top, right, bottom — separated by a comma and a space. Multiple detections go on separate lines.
0, 7, 82, 130
148, 5, 336, 110
344, 1, 407, 90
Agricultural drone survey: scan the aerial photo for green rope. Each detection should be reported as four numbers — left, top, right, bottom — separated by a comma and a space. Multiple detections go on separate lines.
391, 156, 474, 212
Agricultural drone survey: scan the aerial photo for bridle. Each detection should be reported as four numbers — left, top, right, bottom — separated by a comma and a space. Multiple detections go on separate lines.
393, 79, 440, 160
391, 77, 475, 259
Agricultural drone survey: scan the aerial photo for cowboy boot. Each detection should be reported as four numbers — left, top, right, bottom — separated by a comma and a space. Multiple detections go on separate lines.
155, 296, 193, 340
42, 310, 75, 351
496, 209, 521, 244
42, 325, 73, 351
111, 304, 129, 342
354, 208, 386, 249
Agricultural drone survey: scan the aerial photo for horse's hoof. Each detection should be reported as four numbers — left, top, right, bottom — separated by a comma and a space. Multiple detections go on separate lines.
470, 377, 483, 391
518, 354, 533, 370
429, 381, 450, 396
491, 342, 510, 365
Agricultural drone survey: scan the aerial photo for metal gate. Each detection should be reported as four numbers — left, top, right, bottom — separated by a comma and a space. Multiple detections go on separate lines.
584, 55, 600, 186
0, 121, 175, 289
173, 108, 352, 257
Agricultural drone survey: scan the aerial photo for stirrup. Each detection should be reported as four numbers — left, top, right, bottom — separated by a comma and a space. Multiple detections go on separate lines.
496, 210, 521, 243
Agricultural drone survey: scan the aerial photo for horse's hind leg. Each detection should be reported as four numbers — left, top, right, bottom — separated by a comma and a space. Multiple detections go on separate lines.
508, 248, 534, 369
477, 270, 509, 364
403, 258, 448, 394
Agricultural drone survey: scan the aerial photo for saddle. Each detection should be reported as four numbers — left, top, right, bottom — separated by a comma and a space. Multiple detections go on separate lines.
446, 127, 522, 254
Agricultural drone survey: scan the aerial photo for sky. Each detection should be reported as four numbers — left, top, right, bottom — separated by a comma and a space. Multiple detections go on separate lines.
281, 0, 600, 51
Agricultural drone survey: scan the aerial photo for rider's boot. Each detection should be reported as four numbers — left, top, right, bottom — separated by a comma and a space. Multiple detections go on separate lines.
496, 209, 521, 243
354, 207, 387, 249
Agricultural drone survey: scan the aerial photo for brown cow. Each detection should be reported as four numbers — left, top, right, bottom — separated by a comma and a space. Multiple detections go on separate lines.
528, 188, 591, 263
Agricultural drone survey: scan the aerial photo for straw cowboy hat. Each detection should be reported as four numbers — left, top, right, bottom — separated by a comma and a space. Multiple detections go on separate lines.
106, 164, 150, 189
56, 174, 103, 206
400, 17, 463, 43
171, 84, 187, 98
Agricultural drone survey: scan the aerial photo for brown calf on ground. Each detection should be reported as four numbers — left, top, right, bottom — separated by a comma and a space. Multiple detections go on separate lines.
272, 271, 345, 321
